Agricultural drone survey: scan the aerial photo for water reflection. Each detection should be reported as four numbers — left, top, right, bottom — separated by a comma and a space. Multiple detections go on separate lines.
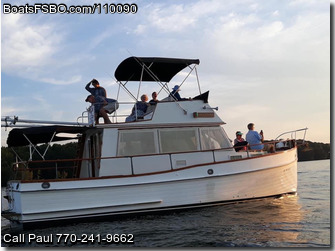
186, 194, 306, 247
3, 194, 307, 247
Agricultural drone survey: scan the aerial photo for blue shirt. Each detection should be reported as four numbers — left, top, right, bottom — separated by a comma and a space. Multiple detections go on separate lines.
169, 90, 187, 101
85, 83, 106, 98
93, 97, 117, 112
246, 130, 264, 150
135, 101, 148, 113
92, 96, 106, 113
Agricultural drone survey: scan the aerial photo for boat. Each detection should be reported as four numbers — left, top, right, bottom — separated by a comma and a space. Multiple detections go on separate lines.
1, 56, 308, 226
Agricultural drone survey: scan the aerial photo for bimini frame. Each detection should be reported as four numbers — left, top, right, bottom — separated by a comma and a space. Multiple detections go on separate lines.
113, 56, 201, 115
1, 118, 87, 162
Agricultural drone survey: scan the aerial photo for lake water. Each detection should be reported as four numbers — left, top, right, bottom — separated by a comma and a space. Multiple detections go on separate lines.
1, 159, 330, 248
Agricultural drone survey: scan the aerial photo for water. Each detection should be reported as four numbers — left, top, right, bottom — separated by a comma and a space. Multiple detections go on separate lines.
1, 159, 330, 247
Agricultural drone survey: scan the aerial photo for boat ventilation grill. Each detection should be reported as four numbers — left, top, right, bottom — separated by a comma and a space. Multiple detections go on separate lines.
230, 155, 243, 160
176, 160, 187, 167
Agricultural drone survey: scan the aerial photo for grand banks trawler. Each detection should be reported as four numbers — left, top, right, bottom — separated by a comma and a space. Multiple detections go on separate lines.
2, 56, 307, 226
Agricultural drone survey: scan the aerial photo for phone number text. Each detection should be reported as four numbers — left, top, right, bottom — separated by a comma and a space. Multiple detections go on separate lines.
56, 233, 134, 244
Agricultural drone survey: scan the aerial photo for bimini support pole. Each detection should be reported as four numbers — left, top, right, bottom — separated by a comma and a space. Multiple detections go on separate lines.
22, 131, 56, 160
10, 147, 28, 169
179, 64, 198, 90
132, 57, 188, 115
104, 71, 137, 102
22, 134, 45, 160
42, 131, 57, 157
194, 66, 201, 95
157, 82, 170, 96
136, 64, 145, 100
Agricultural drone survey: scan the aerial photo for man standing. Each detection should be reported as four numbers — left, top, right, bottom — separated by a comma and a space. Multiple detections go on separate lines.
246, 123, 264, 150
85, 79, 107, 99
85, 95, 118, 124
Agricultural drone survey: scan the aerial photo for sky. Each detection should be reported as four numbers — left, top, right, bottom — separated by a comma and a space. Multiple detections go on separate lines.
1, 0, 331, 147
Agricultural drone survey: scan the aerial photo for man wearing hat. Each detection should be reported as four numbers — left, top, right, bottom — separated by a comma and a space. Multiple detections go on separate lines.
169, 85, 188, 101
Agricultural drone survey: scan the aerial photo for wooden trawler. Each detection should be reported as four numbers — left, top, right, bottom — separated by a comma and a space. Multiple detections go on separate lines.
1, 57, 307, 226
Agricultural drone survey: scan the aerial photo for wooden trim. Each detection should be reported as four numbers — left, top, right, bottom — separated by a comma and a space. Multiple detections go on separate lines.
115, 122, 225, 130
193, 112, 214, 118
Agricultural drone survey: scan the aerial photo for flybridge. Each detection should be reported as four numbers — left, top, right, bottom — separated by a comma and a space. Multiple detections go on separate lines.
1, 56, 204, 127
1, 56, 212, 150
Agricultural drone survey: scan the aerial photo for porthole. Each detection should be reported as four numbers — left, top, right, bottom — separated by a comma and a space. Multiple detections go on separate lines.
207, 169, 214, 175
41, 182, 50, 189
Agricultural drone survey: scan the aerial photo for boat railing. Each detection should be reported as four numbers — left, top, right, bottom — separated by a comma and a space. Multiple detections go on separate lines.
275, 128, 308, 143
12, 159, 80, 181
243, 139, 296, 156
243, 128, 308, 156
77, 101, 156, 125
11, 138, 299, 182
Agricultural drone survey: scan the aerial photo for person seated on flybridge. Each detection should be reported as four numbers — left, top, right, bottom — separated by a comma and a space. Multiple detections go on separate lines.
126, 94, 149, 122
149, 91, 159, 105
85, 95, 119, 124
169, 85, 189, 101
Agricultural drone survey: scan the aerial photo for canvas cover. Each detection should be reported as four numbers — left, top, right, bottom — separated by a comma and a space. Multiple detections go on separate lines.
114, 57, 200, 82
7, 125, 88, 147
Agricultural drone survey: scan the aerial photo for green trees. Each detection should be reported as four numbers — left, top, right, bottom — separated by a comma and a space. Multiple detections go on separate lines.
297, 141, 330, 161
1, 142, 78, 186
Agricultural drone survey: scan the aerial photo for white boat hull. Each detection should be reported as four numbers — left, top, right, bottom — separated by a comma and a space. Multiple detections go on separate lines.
3, 148, 297, 224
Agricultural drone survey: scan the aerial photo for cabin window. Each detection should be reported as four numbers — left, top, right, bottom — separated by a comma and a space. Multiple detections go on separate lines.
200, 127, 231, 150
117, 130, 158, 156
159, 128, 199, 153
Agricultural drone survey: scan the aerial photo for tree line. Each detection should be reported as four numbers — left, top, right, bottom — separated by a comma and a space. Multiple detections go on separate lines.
1, 140, 330, 187
296, 140, 330, 161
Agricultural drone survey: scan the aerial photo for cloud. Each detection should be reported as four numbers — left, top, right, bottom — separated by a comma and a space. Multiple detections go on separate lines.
272, 10, 280, 17
40, 75, 82, 85
1, 13, 85, 86
0, 97, 30, 115
2, 14, 62, 73
133, 0, 226, 34
1, 0, 329, 144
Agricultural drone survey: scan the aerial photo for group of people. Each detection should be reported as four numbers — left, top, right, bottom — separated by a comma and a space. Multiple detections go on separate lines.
85, 79, 119, 124
86, 80, 265, 152
233, 123, 264, 152
125, 92, 159, 122
124, 85, 190, 122
85, 80, 265, 151
85, 79, 190, 124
